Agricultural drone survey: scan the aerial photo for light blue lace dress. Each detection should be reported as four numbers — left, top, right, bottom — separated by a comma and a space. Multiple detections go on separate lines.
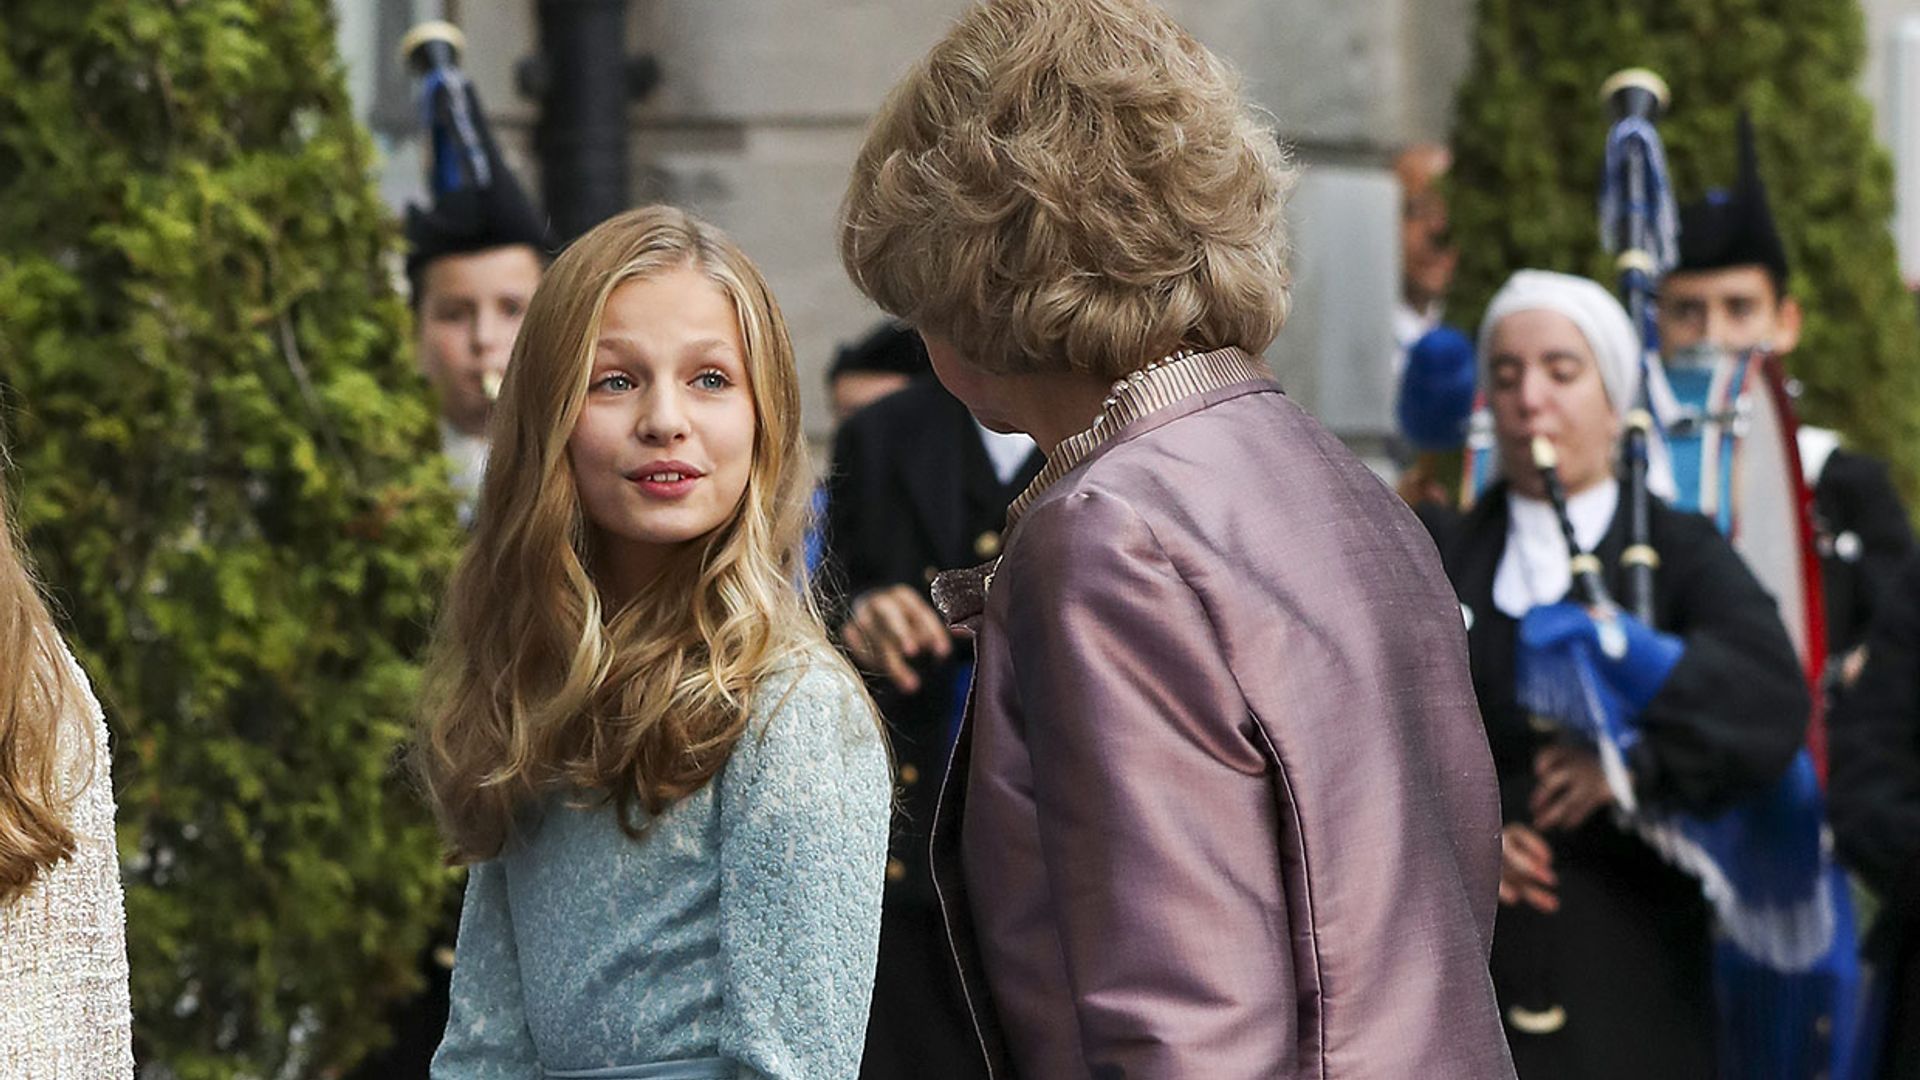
431, 656, 890, 1080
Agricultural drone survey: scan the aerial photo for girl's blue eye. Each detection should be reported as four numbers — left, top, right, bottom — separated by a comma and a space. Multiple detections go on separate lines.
694, 370, 732, 391
596, 373, 635, 392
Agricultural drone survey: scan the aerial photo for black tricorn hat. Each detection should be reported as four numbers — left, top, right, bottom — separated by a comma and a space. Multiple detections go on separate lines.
829, 320, 931, 381
401, 23, 550, 297
1676, 112, 1790, 290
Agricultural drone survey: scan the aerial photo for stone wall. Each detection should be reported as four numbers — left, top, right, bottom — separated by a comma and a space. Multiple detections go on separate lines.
343, 0, 1915, 450
348, 0, 1469, 451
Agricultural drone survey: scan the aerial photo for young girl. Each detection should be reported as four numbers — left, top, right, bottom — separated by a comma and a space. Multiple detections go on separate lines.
419, 206, 890, 1080
0, 466, 134, 1077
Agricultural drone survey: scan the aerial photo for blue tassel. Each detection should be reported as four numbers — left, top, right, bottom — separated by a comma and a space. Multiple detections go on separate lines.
1597, 116, 1680, 274
420, 66, 492, 199
1516, 603, 1678, 753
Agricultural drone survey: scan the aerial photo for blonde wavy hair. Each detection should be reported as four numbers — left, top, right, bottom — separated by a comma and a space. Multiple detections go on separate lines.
0, 467, 87, 903
416, 206, 866, 862
839, 0, 1296, 379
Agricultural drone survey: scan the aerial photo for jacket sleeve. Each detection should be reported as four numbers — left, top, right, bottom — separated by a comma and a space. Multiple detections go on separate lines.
716, 666, 891, 1079
431, 862, 540, 1079
1627, 512, 1811, 815
1829, 452, 1917, 632
1830, 553, 1920, 920
999, 489, 1298, 1073
1827, 451, 1916, 560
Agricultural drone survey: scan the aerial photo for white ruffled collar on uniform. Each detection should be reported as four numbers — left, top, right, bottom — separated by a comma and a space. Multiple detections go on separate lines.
1493, 478, 1619, 619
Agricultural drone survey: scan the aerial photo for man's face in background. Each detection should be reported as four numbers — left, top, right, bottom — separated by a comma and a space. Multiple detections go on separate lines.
417, 244, 545, 437
830, 370, 912, 425
1656, 265, 1801, 358
1395, 144, 1458, 312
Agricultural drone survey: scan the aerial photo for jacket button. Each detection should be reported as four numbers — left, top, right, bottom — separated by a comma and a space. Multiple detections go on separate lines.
974, 530, 1002, 558
1505, 1004, 1567, 1034
900, 764, 920, 785
886, 858, 907, 882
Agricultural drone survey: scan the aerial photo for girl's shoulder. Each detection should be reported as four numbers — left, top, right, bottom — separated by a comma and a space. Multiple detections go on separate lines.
748, 644, 872, 733
719, 644, 887, 812
46, 634, 111, 808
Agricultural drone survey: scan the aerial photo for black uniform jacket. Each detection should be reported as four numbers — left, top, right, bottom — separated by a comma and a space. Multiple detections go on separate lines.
1422, 484, 1809, 1080
824, 378, 1040, 1080
822, 377, 1041, 904
1815, 448, 1915, 655
1830, 551, 1920, 1079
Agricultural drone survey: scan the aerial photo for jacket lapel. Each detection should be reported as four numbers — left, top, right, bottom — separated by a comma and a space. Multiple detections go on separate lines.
927, 668, 1013, 1076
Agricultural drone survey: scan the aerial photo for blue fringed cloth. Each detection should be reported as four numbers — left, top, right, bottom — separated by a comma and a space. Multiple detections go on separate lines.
1517, 602, 1868, 1078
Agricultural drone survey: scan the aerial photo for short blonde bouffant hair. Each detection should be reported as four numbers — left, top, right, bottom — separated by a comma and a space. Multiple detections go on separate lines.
840, 0, 1296, 378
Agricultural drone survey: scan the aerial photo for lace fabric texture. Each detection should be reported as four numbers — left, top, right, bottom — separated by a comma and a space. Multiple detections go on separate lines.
433, 654, 890, 1078
0, 643, 134, 1079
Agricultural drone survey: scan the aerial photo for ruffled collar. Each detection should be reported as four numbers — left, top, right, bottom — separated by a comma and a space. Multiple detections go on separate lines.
933, 346, 1274, 627
1005, 346, 1272, 528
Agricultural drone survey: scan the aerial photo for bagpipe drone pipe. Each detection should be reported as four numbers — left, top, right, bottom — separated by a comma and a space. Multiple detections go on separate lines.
1500, 70, 1873, 1079
403, 22, 494, 209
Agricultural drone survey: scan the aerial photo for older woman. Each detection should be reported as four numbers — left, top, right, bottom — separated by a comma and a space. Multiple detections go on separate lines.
1422, 270, 1809, 1078
839, 1, 1515, 1075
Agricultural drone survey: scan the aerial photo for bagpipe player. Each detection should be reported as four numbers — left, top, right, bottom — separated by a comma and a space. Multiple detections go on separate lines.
1419, 269, 1812, 1078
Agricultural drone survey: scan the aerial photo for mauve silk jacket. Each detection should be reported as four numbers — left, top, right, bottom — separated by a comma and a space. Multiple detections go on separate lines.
930, 349, 1517, 1079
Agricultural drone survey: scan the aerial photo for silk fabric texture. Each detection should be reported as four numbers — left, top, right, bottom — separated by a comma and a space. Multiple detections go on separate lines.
931, 349, 1517, 1078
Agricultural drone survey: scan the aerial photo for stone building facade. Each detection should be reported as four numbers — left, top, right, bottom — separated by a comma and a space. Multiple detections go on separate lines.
337, 0, 1918, 454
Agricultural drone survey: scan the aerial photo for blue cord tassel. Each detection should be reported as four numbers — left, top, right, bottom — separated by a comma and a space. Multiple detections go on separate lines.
420, 66, 492, 199
1598, 116, 1680, 274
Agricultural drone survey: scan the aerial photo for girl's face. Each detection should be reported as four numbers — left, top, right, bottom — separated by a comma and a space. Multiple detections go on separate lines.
1486, 308, 1619, 498
568, 268, 758, 593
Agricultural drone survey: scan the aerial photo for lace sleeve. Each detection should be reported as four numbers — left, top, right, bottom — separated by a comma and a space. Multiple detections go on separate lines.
714, 660, 890, 1079
0, 643, 134, 1079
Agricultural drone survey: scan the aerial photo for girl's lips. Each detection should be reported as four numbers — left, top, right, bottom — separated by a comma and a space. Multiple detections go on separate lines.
626, 460, 705, 498
630, 473, 700, 499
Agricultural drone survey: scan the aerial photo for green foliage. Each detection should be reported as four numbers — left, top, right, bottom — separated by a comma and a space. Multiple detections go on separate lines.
0, 2, 462, 1075
1449, 0, 1920, 499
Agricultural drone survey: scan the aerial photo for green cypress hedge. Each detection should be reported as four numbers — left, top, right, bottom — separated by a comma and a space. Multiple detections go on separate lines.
1448, 0, 1920, 501
0, 3, 461, 1075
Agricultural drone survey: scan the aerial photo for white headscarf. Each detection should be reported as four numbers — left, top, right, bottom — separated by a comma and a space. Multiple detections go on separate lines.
1477, 269, 1677, 617
1475, 268, 1677, 499
1478, 269, 1642, 412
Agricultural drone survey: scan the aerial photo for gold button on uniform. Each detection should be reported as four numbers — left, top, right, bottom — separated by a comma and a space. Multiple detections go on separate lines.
974, 530, 1002, 559
885, 858, 906, 882
899, 763, 920, 785
1505, 1004, 1567, 1035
